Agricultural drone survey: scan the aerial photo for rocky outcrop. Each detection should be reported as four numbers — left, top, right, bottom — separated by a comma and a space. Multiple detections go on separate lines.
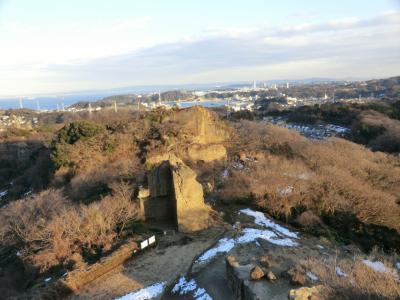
171, 159, 211, 233
145, 106, 229, 164
142, 155, 211, 233
187, 143, 227, 162
148, 161, 173, 198
171, 106, 230, 144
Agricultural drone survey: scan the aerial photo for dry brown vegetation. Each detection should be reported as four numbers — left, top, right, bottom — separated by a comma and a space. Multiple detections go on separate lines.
0, 182, 138, 272
217, 120, 400, 250
352, 110, 400, 153
299, 254, 400, 299
0, 106, 399, 295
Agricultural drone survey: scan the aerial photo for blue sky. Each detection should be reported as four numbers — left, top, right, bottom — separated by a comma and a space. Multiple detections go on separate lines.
0, 0, 399, 96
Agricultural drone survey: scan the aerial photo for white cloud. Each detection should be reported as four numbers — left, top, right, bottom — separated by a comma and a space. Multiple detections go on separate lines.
1, 11, 399, 96
0, 16, 154, 67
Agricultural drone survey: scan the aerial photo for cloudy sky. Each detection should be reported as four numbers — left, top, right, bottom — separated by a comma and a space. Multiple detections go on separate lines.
0, 0, 399, 96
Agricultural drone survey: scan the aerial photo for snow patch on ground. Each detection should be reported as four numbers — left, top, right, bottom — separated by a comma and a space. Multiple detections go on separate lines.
362, 260, 399, 280
195, 216, 298, 264
396, 262, 400, 270
238, 228, 298, 247
317, 245, 324, 249
335, 267, 348, 277
44, 277, 52, 282
0, 190, 7, 199
172, 277, 212, 300
115, 282, 166, 300
362, 260, 388, 273
196, 238, 236, 263
306, 271, 318, 281
239, 208, 298, 238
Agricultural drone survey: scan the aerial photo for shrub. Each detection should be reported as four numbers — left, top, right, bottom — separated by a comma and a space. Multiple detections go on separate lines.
51, 121, 106, 168
224, 120, 400, 250
301, 256, 400, 299
0, 183, 138, 272
53, 120, 105, 145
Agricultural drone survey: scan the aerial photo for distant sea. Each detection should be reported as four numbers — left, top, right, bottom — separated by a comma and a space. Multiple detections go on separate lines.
0, 83, 226, 111
0, 97, 227, 111
166, 100, 226, 108
0, 93, 107, 111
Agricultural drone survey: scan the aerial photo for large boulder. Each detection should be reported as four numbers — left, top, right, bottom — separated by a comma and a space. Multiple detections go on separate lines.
171, 159, 211, 233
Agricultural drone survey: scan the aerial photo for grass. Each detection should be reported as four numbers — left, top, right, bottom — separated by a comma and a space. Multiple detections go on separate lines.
300, 253, 400, 299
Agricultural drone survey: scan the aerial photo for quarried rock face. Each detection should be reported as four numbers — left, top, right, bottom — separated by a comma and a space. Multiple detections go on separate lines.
187, 143, 227, 162
171, 106, 230, 144
148, 161, 172, 198
144, 155, 211, 233
171, 159, 211, 233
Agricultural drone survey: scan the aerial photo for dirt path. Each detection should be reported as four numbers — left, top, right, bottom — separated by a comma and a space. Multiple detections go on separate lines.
68, 228, 223, 300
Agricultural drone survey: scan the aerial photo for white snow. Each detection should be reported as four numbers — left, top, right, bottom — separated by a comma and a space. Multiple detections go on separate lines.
238, 228, 298, 247
44, 277, 52, 282
16, 251, 21, 257
362, 260, 388, 273
362, 260, 399, 281
172, 277, 213, 300
306, 271, 318, 281
196, 238, 235, 263
0, 190, 7, 199
196, 228, 297, 264
335, 267, 348, 277
196, 209, 298, 265
115, 282, 166, 300
317, 245, 324, 249
222, 169, 229, 178
396, 262, 400, 271
239, 208, 298, 238
172, 277, 197, 295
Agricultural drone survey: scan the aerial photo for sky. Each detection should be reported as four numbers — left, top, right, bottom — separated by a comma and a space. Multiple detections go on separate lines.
0, 0, 399, 96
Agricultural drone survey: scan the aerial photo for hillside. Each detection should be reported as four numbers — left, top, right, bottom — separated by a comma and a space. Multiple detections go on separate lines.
0, 106, 399, 299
